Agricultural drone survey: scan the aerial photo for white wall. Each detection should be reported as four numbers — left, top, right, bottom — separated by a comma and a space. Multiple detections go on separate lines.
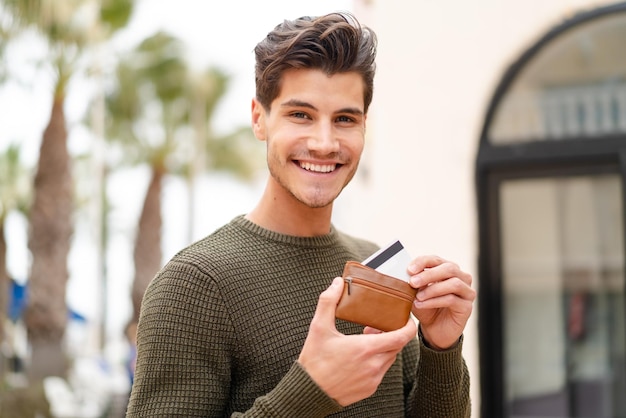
332, 1, 618, 415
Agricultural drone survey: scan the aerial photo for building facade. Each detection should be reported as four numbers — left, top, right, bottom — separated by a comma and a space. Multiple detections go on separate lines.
335, 1, 626, 416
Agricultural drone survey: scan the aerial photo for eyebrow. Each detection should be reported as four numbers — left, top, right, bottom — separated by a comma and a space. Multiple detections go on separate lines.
280, 99, 364, 116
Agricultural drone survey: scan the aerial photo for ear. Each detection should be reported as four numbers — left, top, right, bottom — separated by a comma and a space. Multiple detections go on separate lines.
251, 98, 267, 141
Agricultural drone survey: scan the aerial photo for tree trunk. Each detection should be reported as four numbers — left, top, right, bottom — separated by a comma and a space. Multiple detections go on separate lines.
24, 97, 73, 382
0, 220, 8, 377
131, 167, 164, 322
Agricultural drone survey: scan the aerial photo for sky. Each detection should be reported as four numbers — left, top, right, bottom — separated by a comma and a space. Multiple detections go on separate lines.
0, 0, 353, 352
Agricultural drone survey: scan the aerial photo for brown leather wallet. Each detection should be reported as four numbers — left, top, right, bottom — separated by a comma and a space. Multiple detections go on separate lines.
335, 261, 417, 332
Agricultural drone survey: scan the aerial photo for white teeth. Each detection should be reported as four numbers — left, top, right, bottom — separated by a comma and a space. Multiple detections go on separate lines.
300, 162, 336, 173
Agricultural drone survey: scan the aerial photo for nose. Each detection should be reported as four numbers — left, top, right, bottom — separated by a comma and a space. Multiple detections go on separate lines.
308, 121, 340, 155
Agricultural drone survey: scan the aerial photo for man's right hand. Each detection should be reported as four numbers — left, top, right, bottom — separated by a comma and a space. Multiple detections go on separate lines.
297, 277, 417, 406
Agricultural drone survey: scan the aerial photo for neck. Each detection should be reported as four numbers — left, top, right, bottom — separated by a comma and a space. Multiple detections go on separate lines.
246, 180, 333, 237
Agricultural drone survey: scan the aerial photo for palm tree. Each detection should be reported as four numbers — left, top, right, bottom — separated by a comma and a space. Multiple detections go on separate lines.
0, 10, 9, 84
103, 31, 262, 324
105, 31, 188, 324
0, 144, 31, 378
0, 0, 134, 381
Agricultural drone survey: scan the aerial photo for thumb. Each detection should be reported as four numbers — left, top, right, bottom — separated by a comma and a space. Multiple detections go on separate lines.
311, 277, 345, 325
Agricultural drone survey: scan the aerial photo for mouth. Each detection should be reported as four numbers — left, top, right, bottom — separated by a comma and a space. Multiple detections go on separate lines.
298, 161, 339, 173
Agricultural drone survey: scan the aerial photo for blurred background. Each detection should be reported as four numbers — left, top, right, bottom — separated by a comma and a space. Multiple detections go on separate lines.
2, 0, 626, 417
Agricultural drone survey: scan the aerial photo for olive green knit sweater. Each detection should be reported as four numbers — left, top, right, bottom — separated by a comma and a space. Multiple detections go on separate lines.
126, 215, 470, 417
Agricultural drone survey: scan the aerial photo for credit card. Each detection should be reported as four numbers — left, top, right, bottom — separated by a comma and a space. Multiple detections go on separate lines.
362, 239, 412, 282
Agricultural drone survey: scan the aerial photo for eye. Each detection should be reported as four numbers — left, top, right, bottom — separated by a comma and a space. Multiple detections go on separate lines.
336, 115, 356, 123
290, 111, 310, 120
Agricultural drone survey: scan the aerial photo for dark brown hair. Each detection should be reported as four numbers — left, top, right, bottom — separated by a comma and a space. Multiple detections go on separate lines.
254, 12, 377, 113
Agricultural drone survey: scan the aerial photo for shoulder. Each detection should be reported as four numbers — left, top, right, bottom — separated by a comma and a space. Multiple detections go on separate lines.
164, 215, 255, 274
142, 217, 248, 296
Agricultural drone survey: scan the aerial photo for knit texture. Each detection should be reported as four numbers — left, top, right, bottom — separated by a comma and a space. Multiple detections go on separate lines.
126, 215, 470, 417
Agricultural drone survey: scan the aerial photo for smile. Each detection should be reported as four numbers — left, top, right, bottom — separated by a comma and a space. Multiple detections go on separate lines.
299, 161, 337, 173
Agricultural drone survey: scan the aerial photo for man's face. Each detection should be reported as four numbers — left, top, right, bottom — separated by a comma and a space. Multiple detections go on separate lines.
252, 68, 366, 209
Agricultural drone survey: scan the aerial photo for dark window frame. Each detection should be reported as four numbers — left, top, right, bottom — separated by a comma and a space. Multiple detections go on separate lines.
475, 2, 626, 417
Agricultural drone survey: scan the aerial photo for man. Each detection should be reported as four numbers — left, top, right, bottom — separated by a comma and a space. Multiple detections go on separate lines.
126, 12, 475, 417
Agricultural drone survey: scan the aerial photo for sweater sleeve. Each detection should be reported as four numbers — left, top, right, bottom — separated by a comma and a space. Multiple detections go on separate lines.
403, 332, 471, 418
126, 260, 235, 416
231, 362, 342, 417
125, 260, 343, 417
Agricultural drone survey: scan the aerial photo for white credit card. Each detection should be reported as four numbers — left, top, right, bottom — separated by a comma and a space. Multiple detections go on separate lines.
362, 239, 412, 282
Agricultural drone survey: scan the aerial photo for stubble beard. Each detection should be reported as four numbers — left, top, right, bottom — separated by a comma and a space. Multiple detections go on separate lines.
267, 152, 358, 210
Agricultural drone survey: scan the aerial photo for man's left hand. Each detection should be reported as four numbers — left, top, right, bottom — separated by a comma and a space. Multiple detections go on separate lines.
408, 255, 475, 350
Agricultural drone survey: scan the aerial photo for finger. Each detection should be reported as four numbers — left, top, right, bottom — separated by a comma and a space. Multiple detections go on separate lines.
410, 261, 472, 289
363, 317, 417, 353
407, 255, 447, 275
363, 326, 383, 335
414, 290, 475, 308
415, 277, 476, 303
311, 277, 345, 326
413, 294, 474, 324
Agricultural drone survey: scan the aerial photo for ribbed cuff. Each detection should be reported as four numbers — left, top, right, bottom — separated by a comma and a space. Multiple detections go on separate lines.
418, 329, 466, 383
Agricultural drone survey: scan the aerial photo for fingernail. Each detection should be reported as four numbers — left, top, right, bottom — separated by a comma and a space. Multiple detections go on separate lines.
410, 274, 421, 287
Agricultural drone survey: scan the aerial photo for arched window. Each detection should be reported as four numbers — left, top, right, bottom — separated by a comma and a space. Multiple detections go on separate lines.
476, 3, 626, 417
